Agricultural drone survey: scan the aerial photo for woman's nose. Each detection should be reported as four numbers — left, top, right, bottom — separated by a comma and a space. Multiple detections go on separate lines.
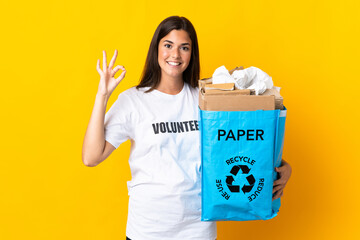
171, 48, 180, 58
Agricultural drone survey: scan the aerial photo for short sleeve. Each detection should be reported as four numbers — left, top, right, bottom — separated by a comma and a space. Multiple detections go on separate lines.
104, 91, 134, 149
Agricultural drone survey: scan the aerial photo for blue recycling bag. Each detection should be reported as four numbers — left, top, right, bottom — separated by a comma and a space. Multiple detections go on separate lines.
199, 107, 287, 221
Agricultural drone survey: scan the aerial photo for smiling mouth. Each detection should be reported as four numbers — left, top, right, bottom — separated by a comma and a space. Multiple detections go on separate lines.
167, 61, 182, 66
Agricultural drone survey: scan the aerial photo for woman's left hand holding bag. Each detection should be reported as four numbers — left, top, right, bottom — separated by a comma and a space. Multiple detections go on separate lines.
272, 159, 292, 200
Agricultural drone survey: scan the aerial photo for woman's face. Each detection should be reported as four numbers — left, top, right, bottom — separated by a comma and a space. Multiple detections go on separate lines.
158, 29, 192, 81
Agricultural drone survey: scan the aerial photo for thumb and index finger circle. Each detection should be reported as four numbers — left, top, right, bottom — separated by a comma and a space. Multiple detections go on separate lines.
112, 65, 126, 74
97, 50, 126, 83
115, 68, 127, 83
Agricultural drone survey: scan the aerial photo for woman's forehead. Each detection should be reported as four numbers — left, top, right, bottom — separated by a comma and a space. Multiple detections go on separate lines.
160, 29, 191, 45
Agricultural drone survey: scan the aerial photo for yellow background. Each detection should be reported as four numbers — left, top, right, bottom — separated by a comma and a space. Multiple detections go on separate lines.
1, 0, 359, 239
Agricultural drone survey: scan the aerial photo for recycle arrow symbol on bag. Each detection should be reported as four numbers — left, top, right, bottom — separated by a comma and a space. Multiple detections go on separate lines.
225, 165, 256, 194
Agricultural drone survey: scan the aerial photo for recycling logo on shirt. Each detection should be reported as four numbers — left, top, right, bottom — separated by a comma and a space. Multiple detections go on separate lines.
215, 155, 266, 202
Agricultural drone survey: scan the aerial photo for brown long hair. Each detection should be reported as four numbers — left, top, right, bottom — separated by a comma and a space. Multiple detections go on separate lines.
136, 16, 200, 92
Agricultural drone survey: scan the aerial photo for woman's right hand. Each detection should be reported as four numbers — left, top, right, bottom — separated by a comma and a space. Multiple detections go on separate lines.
96, 49, 126, 98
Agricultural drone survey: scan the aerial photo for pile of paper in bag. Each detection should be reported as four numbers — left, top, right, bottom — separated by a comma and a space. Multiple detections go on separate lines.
198, 66, 284, 111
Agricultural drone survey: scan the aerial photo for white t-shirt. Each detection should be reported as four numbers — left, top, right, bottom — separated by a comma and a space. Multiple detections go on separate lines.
104, 82, 217, 240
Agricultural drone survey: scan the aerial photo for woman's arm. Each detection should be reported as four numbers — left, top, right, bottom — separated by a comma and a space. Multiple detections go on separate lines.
82, 94, 114, 167
272, 159, 292, 200
82, 50, 126, 167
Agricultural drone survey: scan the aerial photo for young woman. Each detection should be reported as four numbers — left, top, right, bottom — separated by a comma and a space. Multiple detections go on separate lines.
82, 16, 292, 240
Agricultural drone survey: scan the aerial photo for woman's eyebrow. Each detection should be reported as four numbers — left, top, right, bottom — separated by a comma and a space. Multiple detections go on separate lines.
164, 40, 190, 46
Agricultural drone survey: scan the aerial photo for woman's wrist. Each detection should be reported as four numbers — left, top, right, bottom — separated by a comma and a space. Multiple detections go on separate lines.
95, 92, 110, 106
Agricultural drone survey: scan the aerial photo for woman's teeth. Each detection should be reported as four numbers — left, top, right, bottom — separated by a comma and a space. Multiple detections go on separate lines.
167, 62, 181, 66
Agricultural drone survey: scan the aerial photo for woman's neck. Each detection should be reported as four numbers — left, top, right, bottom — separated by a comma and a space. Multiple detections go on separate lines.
156, 77, 184, 95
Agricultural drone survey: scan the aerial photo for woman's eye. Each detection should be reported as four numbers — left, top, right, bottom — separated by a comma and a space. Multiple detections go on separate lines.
181, 47, 189, 51
165, 44, 171, 48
